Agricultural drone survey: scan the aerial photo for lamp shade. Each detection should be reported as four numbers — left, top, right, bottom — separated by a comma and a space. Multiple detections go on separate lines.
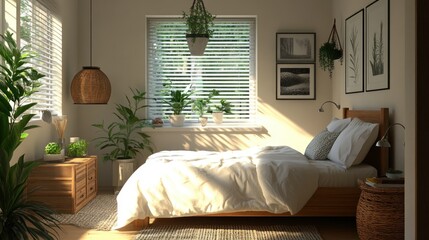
71, 66, 111, 104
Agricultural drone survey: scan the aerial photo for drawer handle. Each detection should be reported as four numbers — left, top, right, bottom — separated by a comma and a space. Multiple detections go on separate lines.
88, 176, 93, 180
80, 194, 84, 199
90, 187, 93, 191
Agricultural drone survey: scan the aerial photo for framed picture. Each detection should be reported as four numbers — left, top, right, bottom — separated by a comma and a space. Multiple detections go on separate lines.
345, 9, 364, 94
276, 33, 316, 63
276, 63, 315, 100
366, 0, 390, 91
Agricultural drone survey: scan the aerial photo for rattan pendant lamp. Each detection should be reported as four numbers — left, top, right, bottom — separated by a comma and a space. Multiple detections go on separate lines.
71, 0, 111, 104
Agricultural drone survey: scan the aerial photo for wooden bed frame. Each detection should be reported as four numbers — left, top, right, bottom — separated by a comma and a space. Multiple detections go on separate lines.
127, 108, 389, 229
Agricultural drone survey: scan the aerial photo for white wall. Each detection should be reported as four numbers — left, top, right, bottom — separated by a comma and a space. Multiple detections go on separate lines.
75, 0, 334, 187
331, 0, 415, 238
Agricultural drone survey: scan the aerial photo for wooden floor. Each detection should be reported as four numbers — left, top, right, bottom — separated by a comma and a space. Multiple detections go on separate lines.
56, 216, 359, 240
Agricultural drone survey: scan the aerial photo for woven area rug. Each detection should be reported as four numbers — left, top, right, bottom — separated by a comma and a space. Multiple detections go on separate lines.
54, 194, 117, 231
135, 225, 323, 240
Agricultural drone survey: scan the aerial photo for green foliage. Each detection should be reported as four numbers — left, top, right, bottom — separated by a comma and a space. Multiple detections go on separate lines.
44, 142, 61, 154
92, 88, 153, 160
209, 99, 232, 114
319, 41, 343, 79
67, 139, 88, 157
370, 22, 384, 76
0, 31, 60, 240
192, 89, 219, 117
161, 82, 194, 115
182, 0, 215, 38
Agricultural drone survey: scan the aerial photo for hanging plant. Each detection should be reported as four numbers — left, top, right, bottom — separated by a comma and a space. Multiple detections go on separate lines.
319, 19, 343, 79
182, 0, 215, 55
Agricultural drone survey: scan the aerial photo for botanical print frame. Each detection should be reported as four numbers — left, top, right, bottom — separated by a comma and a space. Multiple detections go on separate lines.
276, 63, 315, 100
276, 33, 316, 63
345, 9, 364, 94
366, 0, 390, 91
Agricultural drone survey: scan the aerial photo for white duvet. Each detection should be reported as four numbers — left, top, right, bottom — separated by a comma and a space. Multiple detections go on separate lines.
114, 146, 319, 229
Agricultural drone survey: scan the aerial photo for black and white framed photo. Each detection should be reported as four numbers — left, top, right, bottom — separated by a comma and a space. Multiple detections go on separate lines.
276, 63, 315, 100
276, 33, 316, 63
345, 9, 364, 94
366, 0, 390, 91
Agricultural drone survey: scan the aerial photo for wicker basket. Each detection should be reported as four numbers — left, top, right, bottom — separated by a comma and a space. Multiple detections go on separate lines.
356, 180, 404, 240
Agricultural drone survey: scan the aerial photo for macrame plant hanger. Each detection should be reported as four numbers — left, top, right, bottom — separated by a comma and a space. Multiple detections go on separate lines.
328, 19, 343, 62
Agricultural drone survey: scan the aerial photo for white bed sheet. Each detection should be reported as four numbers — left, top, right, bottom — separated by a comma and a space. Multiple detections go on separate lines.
309, 160, 377, 187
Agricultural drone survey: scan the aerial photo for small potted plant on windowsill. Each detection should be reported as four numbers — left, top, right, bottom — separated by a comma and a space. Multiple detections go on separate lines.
161, 83, 194, 127
209, 99, 232, 125
192, 89, 219, 127
182, 0, 215, 56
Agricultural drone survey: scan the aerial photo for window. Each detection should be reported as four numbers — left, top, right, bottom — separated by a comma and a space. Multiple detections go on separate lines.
3, 0, 62, 118
147, 17, 256, 124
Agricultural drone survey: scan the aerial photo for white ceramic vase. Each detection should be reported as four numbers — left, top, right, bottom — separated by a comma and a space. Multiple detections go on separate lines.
212, 112, 224, 125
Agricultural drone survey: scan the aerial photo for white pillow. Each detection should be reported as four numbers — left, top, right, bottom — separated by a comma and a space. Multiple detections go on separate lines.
305, 130, 340, 160
326, 117, 352, 133
327, 118, 379, 168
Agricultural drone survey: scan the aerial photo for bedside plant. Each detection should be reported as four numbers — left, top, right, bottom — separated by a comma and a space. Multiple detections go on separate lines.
92, 88, 154, 191
0, 31, 60, 239
92, 88, 153, 161
44, 142, 64, 162
67, 139, 88, 158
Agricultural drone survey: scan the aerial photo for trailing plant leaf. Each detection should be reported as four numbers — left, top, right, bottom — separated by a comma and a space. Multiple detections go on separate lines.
319, 42, 343, 79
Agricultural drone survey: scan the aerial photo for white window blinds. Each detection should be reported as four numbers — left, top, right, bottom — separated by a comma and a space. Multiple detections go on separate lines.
3, 0, 62, 119
147, 17, 256, 124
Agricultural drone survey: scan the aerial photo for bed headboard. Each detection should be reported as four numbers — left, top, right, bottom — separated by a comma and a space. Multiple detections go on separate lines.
342, 107, 389, 176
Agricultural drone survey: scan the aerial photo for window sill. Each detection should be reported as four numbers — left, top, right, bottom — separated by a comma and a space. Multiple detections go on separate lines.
142, 123, 265, 133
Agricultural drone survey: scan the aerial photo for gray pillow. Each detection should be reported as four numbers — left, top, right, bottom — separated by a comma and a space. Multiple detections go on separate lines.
305, 130, 340, 160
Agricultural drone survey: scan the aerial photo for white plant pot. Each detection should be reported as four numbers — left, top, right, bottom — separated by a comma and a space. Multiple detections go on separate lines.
112, 158, 136, 193
170, 114, 185, 127
212, 112, 224, 125
186, 35, 209, 56
199, 117, 208, 127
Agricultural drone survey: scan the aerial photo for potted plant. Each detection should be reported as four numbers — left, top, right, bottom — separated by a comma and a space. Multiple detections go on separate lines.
0, 31, 60, 239
192, 89, 219, 126
182, 0, 215, 55
161, 83, 194, 127
44, 142, 65, 161
67, 139, 88, 158
92, 88, 153, 192
209, 99, 232, 125
319, 19, 343, 79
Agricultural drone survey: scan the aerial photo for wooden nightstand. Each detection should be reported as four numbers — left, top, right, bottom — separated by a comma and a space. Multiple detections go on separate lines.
26, 156, 97, 213
356, 179, 404, 240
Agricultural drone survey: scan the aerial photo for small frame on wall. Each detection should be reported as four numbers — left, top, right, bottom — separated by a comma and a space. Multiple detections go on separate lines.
366, 0, 390, 91
345, 9, 364, 94
276, 63, 315, 100
276, 33, 316, 63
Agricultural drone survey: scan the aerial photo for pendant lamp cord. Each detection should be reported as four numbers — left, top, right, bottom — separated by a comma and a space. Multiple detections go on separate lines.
89, 0, 93, 66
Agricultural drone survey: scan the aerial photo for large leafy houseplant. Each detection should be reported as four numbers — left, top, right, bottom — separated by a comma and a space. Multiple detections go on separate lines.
182, 0, 215, 55
0, 32, 60, 239
92, 88, 153, 160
